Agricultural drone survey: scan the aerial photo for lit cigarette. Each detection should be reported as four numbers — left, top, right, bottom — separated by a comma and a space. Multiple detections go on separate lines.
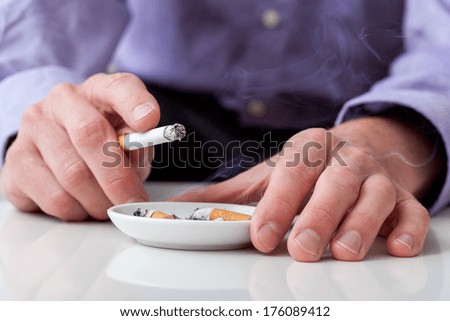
119, 123, 186, 151
190, 208, 251, 221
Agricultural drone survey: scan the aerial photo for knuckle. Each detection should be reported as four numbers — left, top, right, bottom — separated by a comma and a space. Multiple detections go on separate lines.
11, 147, 37, 171
21, 104, 42, 124
61, 159, 93, 189
354, 213, 380, 234
302, 127, 328, 143
317, 166, 361, 197
359, 146, 374, 160
309, 204, 338, 231
323, 166, 360, 195
106, 174, 132, 192
343, 146, 377, 170
84, 72, 151, 112
42, 190, 79, 219
277, 146, 325, 181
73, 119, 108, 147
48, 82, 76, 99
84, 72, 107, 84
279, 162, 319, 190
370, 175, 396, 202
122, 92, 151, 110
286, 128, 327, 151
44, 83, 77, 114
105, 72, 138, 90
103, 73, 150, 110
285, 130, 329, 172
272, 194, 300, 216
327, 165, 353, 177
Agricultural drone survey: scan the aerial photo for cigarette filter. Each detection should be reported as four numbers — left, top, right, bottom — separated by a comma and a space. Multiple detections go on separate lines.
119, 123, 186, 151
145, 210, 176, 219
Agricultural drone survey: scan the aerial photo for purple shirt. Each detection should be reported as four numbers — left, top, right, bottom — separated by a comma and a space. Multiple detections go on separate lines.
1, 0, 450, 213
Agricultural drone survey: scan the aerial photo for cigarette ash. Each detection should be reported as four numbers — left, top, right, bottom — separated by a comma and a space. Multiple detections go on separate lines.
133, 208, 148, 217
163, 123, 186, 141
189, 207, 213, 220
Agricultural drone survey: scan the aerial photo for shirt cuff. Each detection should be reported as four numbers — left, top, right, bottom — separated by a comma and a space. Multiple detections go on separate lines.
336, 89, 450, 215
0, 66, 85, 166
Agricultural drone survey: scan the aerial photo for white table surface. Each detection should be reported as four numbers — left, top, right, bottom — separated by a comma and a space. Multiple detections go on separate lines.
0, 182, 449, 301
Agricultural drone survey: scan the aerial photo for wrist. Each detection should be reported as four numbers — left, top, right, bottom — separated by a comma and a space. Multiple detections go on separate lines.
331, 113, 445, 203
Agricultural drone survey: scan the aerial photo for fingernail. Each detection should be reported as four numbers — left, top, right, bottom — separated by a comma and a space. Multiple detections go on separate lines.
336, 230, 362, 255
258, 223, 281, 251
295, 229, 321, 256
132, 103, 154, 121
396, 233, 414, 250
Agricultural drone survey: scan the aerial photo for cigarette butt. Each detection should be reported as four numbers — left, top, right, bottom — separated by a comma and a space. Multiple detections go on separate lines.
146, 211, 175, 219
209, 208, 251, 221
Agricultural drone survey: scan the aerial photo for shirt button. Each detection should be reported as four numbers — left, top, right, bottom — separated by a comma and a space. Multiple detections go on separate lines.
261, 8, 281, 29
247, 100, 267, 117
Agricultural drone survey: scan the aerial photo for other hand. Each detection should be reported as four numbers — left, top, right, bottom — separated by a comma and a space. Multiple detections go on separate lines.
174, 117, 440, 261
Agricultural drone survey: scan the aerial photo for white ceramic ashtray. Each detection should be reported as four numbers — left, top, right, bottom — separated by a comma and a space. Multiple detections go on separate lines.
107, 202, 255, 250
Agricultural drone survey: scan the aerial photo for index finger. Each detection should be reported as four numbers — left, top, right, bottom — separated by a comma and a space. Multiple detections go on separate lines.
250, 129, 327, 253
79, 73, 161, 132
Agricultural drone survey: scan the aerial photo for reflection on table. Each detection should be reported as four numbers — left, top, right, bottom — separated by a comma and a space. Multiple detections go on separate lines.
0, 182, 449, 300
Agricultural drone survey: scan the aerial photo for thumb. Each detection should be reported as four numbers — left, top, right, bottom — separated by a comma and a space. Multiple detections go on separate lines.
79, 73, 161, 132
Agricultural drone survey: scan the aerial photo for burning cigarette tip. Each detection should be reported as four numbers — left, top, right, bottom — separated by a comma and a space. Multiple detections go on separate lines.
163, 123, 186, 141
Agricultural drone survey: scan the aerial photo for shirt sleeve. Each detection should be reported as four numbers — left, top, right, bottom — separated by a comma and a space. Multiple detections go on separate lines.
336, 0, 450, 215
0, 0, 129, 165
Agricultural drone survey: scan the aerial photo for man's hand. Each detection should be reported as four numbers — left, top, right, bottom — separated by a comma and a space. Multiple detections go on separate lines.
174, 116, 442, 261
0, 73, 160, 220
